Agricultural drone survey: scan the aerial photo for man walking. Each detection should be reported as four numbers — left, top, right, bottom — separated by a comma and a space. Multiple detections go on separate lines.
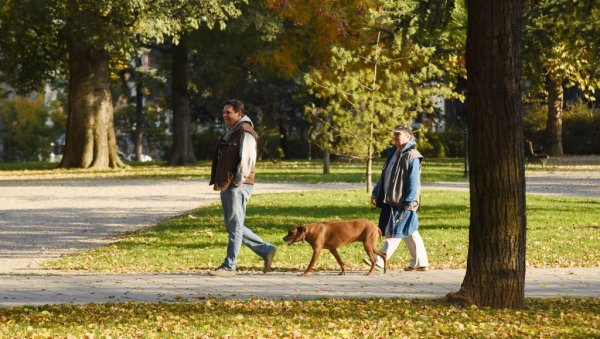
208, 99, 276, 276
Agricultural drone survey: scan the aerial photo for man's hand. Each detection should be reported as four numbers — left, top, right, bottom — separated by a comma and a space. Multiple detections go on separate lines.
370, 196, 377, 207
403, 201, 419, 211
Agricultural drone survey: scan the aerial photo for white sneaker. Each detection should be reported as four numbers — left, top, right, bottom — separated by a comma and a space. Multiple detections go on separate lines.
404, 266, 428, 272
362, 257, 383, 271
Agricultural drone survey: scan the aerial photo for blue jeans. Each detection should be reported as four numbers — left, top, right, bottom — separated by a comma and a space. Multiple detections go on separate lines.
220, 184, 273, 271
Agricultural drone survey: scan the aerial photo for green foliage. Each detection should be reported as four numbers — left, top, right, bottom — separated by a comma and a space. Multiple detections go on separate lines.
522, 0, 600, 99
0, 95, 66, 161
0, 1, 67, 91
304, 1, 461, 163
139, 0, 243, 45
0, 0, 245, 92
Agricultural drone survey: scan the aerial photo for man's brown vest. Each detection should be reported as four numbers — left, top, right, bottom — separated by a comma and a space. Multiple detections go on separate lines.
210, 122, 257, 191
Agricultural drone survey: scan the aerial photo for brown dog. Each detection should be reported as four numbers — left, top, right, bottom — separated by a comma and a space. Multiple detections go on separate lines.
283, 219, 387, 275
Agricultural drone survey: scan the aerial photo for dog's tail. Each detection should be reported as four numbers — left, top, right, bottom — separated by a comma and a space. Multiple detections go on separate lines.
377, 227, 382, 239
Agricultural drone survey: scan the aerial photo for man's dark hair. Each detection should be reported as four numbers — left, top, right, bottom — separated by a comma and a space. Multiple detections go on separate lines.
224, 99, 244, 114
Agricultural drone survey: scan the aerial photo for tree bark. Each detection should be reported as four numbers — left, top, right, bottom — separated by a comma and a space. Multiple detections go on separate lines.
448, 0, 526, 308
366, 157, 373, 193
61, 38, 125, 169
279, 119, 288, 158
168, 37, 197, 166
322, 150, 330, 174
135, 78, 144, 161
544, 77, 564, 156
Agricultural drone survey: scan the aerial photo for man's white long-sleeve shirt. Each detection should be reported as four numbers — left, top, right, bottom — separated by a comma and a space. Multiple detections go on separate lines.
224, 115, 256, 187
234, 131, 257, 186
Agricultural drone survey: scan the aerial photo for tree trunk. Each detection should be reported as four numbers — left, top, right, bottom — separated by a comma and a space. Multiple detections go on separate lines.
448, 0, 526, 308
544, 77, 564, 156
366, 157, 373, 193
279, 119, 288, 158
61, 39, 125, 169
135, 78, 144, 161
322, 150, 330, 174
366, 124, 374, 193
168, 37, 197, 166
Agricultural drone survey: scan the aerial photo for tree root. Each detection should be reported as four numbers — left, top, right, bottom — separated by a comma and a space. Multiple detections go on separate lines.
442, 289, 473, 307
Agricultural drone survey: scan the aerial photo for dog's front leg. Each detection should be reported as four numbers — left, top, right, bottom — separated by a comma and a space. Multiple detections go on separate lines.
329, 248, 345, 275
301, 247, 321, 276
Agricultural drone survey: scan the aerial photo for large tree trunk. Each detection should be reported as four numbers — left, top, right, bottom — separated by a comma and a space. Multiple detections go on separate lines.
544, 77, 564, 156
447, 0, 526, 308
168, 37, 197, 166
61, 39, 125, 169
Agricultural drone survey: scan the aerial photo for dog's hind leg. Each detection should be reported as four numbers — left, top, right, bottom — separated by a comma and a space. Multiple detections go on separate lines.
364, 245, 378, 275
329, 248, 346, 275
374, 249, 387, 273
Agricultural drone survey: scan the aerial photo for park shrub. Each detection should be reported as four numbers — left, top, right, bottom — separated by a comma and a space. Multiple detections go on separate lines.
420, 127, 464, 158
0, 95, 65, 162
522, 102, 547, 148
523, 101, 600, 155
562, 102, 600, 154
439, 127, 465, 158
191, 125, 221, 160
419, 131, 446, 158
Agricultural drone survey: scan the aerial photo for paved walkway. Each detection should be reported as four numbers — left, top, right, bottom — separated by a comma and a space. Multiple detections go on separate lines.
1, 268, 598, 307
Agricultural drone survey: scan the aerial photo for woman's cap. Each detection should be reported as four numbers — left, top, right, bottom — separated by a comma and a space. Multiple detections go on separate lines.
391, 124, 414, 137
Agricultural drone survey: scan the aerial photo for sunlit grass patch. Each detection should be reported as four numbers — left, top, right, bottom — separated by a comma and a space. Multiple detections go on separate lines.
3, 156, 599, 182
0, 158, 466, 183
44, 189, 600, 273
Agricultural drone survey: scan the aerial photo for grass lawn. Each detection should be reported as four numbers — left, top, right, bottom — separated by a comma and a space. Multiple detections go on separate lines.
44, 189, 600, 272
0, 298, 597, 337
0, 158, 467, 183
2, 155, 598, 182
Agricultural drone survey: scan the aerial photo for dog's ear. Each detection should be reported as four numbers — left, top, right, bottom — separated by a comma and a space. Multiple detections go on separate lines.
298, 226, 306, 234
